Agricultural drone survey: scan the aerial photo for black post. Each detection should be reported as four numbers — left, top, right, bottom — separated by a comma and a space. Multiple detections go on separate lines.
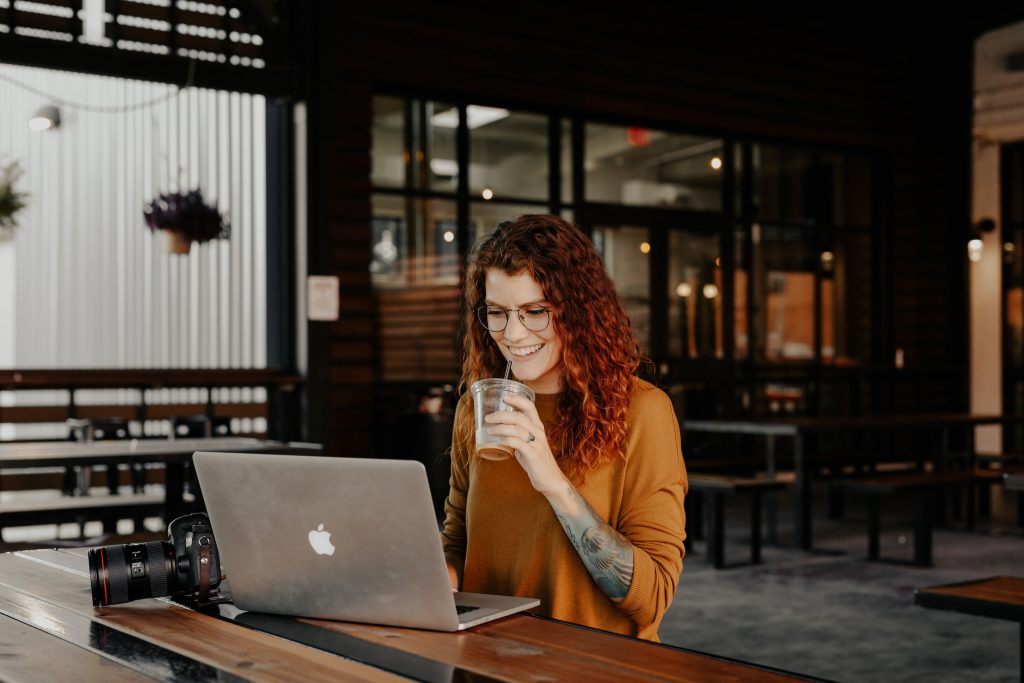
794, 434, 812, 549
750, 490, 762, 565
867, 496, 880, 561
766, 434, 778, 544
913, 490, 933, 567
707, 492, 725, 569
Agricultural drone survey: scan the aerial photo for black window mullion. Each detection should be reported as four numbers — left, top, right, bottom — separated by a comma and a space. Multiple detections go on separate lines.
721, 139, 737, 363
649, 227, 669, 362
572, 119, 585, 232
548, 116, 561, 213
456, 103, 470, 267
741, 141, 757, 376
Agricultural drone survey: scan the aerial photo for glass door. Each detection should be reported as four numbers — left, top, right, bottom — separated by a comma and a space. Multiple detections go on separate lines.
586, 208, 733, 415
1001, 142, 1024, 450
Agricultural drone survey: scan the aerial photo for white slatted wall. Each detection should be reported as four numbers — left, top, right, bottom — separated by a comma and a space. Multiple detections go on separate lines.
0, 63, 267, 370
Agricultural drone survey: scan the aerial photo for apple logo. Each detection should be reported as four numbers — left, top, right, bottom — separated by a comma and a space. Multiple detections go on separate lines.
308, 523, 336, 556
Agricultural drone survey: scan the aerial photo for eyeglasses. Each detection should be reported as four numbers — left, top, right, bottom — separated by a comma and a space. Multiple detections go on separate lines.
476, 303, 553, 333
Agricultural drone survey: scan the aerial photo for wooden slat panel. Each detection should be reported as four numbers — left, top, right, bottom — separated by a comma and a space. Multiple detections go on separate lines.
0, 9, 75, 33
0, 406, 69, 423
112, 0, 258, 32
106, 23, 261, 58
22, 0, 78, 8
0, 369, 301, 389
76, 405, 140, 420
144, 403, 209, 419
375, 286, 460, 304
213, 403, 267, 418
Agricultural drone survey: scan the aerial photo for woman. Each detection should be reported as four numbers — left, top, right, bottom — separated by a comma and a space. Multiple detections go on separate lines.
441, 214, 687, 642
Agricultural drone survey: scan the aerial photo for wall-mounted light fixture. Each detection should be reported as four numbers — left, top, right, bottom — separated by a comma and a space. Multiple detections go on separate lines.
28, 104, 61, 131
968, 217, 996, 263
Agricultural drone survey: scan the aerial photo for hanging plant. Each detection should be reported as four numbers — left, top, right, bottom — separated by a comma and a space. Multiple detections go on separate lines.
143, 189, 230, 254
0, 161, 29, 243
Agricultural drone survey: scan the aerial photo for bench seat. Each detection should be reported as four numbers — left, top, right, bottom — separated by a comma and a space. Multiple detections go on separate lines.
0, 493, 165, 541
687, 474, 787, 569
834, 468, 1004, 566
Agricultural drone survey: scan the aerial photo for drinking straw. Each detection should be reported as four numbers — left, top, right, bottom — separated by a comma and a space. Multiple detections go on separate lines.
504, 358, 512, 380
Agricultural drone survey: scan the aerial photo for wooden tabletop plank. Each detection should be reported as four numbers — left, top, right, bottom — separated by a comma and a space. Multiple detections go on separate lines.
311, 615, 817, 683
0, 552, 402, 683
478, 615, 816, 683
305, 618, 670, 683
0, 549, 823, 682
0, 612, 156, 683
915, 576, 1024, 622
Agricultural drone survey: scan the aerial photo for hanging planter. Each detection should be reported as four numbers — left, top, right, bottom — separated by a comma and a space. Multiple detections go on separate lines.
143, 189, 229, 254
0, 161, 29, 244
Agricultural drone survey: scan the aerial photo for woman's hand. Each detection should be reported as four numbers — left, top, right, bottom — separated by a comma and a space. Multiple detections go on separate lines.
484, 393, 568, 496
444, 551, 463, 592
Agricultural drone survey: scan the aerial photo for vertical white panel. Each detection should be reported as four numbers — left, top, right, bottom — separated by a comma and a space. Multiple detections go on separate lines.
293, 103, 307, 375
254, 96, 267, 367
0, 65, 269, 373
230, 91, 242, 368
241, 94, 253, 368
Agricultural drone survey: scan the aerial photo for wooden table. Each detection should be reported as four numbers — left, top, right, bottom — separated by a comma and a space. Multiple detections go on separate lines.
0, 549, 828, 682
0, 438, 323, 522
683, 414, 1018, 550
914, 576, 1024, 682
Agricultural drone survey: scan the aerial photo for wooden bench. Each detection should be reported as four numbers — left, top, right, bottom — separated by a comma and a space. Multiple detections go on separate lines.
975, 453, 1024, 521
0, 493, 165, 542
835, 469, 1004, 566
685, 474, 788, 569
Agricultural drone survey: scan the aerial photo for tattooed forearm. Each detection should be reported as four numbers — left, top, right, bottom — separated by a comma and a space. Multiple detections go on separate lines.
552, 485, 634, 602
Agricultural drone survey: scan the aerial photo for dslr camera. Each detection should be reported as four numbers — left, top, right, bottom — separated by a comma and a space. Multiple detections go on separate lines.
88, 513, 222, 607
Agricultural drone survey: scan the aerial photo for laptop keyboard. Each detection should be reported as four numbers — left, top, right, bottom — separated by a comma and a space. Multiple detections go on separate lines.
456, 604, 481, 615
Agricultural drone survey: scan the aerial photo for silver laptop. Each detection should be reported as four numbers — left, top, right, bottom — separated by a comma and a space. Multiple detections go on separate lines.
192, 451, 539, 631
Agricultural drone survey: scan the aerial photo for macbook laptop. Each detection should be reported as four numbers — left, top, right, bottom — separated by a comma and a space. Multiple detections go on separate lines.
192, 451, 539, 631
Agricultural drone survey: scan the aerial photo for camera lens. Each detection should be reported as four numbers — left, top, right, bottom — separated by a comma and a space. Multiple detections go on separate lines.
88, 541, 176, 607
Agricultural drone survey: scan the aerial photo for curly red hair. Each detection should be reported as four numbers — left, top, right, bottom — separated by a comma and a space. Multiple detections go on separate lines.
458, 214, 641, 482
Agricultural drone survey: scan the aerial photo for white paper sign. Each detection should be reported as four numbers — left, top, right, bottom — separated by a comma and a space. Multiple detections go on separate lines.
307, 275, 340, 321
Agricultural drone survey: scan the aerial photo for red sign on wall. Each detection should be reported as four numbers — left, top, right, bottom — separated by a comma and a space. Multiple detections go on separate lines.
627, 127, 650, 147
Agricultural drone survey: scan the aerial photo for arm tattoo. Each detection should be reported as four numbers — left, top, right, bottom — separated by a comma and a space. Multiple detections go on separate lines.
553, 484, 634, 603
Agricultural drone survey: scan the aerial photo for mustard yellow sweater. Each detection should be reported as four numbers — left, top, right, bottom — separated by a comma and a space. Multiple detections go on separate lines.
441, 378, 687, 642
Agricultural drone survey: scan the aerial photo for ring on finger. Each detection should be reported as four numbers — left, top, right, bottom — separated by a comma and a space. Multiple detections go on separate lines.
528, 432, 536, 443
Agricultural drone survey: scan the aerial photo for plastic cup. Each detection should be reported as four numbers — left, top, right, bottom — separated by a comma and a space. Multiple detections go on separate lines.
470, 378, 536, 460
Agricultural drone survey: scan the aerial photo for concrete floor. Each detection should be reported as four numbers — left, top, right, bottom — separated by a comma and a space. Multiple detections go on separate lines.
660, 489, 1023, 683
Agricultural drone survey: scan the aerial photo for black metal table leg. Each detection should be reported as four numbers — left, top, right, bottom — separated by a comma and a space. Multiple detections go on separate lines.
867, 496, 880, 561
765, 435, 778, 544
913, 490, 933, 566
750, 490, 762, 565
794, 435, 811, 550
706, 492, 725, 569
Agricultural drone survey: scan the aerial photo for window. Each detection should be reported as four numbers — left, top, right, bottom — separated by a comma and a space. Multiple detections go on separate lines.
585, 124, 724, 210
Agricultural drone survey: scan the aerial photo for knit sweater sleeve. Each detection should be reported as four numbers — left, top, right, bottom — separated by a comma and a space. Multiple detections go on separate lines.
440, 398, 473, 560
615, 383, 687, 628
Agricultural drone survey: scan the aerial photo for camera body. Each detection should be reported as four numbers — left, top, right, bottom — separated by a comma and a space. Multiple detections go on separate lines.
89, 513, 222, 607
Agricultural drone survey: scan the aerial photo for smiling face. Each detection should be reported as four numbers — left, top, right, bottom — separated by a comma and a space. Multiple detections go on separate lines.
484, 268, 564, 394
